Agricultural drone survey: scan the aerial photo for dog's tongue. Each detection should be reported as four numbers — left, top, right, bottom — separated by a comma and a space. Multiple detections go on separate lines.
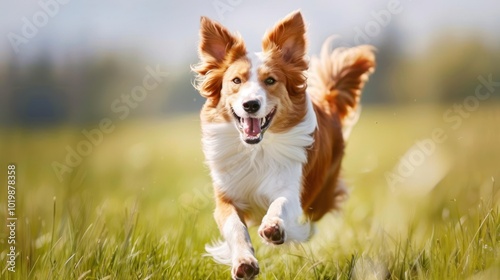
243, 118, 261, 137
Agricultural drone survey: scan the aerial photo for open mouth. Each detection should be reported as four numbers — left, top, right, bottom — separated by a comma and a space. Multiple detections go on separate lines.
232, 106, 277, 144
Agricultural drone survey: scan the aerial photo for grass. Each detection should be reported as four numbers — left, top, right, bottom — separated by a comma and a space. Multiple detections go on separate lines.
1, 105, 499, 279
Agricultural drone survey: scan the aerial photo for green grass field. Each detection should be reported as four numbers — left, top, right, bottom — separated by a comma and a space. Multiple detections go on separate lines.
1, 105, 499, 279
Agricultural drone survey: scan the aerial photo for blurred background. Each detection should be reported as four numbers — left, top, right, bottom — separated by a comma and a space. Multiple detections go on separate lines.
1, 0, 500, 125
1, 0, 500, 278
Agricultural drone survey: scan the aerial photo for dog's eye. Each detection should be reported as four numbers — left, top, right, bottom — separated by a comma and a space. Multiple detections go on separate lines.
232, 77, 241, 84
264, 77, 276, 85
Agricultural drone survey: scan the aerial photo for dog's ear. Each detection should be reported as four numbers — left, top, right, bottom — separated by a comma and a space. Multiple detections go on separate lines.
193, 17, 246, 101
262, 11, 307, 64
198, 16, 245, 64
262, 11, 308, 95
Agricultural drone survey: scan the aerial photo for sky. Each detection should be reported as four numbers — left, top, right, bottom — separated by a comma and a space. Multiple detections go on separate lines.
1, 0, 499, 67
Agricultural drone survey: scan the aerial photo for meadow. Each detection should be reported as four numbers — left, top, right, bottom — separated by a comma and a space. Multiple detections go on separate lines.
1, 105, 499, 279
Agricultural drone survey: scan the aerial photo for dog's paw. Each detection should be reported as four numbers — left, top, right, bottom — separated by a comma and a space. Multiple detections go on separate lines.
258, 217, 285, 245
232, 256, 259, 280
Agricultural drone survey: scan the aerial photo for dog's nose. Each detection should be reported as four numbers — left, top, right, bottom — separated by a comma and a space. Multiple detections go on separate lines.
242, 100, 261, 114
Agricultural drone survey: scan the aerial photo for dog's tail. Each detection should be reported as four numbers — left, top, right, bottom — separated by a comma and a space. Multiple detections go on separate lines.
308, 37, 375, 140
204, 240, 232, 265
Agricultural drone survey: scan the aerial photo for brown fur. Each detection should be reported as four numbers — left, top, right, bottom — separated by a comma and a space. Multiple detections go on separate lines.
261, 12, 309, 134
193, 13, 375, 221
301, 39, 375, 221
193, 17, 247, 123
193, 11, 376, 223
193, 11, 375, 278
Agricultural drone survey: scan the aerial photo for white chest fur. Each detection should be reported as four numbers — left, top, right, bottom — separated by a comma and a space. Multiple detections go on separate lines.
202, 98, 317, 223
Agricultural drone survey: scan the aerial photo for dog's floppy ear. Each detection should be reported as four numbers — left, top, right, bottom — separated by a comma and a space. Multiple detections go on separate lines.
193, 17, 246, 100
262, 10, 307, 65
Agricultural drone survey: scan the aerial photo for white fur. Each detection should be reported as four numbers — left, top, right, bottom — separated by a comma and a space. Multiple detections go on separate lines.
232, 52, 275, 119
205, 212, 256, 267
203, 94, 317, 261
205, 240, 232, 265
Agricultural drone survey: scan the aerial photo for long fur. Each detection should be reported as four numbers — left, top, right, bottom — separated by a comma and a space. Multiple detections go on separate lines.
205, 240, 232, 265
193, 11, 375, 279
308, 36, 376, 122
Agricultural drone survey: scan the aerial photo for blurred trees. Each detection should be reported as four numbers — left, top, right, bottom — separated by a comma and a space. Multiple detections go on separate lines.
0, 51, 175, 126
365, 29, 500, 104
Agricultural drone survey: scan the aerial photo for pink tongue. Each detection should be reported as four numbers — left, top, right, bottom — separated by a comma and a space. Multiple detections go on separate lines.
243, 118, 261, 137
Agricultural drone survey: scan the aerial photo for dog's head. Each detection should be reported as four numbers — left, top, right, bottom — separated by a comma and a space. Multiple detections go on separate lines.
193, 11, 309, 145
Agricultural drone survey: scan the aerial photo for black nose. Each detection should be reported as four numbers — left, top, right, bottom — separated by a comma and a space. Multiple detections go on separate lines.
242, 100, 261, 113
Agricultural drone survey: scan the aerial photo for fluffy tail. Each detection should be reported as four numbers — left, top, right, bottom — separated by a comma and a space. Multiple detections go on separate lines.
308, 37, 376, 139
204, 240, 232, 265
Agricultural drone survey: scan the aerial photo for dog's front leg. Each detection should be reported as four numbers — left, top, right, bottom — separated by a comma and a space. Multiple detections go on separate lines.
210, 193, 259, 280
258, 194, 312, 245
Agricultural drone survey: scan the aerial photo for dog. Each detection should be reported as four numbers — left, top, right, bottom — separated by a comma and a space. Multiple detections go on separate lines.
192, 10, 375, 279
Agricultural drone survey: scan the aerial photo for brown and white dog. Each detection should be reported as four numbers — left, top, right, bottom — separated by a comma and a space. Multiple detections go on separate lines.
193, 10, 375, 279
